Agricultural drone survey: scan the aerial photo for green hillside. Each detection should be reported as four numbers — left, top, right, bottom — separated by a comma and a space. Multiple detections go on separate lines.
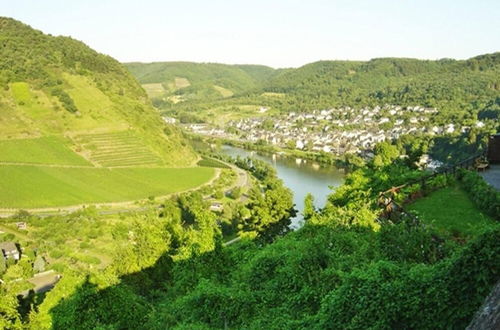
0, 17, 196, 166
0, 17, 214, 209
138, 54, 500, 125
125, 61, 276, 102
263, 54, 500, 121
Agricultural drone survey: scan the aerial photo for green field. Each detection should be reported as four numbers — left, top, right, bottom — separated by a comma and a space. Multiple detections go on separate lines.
197, 156, 231, 169
0, 165, 214, 208
408, 185, 496, 237
0, 136, 91, 165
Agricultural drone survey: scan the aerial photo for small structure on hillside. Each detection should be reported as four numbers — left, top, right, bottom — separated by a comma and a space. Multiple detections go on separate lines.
19, 270, 62, 298
487, 134, 500, 164
209, 202, 223, 212
16, 222, 27, 230
0, 242, 20, 261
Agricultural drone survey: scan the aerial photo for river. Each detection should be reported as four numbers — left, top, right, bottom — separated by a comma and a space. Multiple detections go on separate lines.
219, 145, 345, 228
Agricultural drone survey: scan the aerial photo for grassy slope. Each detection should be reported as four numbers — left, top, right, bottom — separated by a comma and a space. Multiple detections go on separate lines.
407, 185, 496, 237
0, 165, 214, 208
0, 18, 216, 209
0, 136, 90, 165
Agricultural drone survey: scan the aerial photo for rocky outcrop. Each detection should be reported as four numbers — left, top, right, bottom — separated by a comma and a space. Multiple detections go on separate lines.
467, 281, 500, 330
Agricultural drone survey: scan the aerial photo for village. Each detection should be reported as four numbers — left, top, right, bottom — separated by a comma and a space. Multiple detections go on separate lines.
182, 105, 487, 157
0, 222, 61, 298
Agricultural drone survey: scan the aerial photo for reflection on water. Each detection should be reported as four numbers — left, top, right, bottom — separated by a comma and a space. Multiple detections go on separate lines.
219, 145, 344, 228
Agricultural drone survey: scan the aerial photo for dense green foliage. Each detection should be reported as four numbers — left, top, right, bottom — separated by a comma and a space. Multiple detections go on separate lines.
233, 157, 296, 241
458, 169, 500, 220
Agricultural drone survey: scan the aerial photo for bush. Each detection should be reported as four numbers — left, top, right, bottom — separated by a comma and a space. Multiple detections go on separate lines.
229, 187, 242, 199
426, 174, 452, 191
79, 242, 91, 249
317, 227, 500, 329
458, 169, 500, 220
51, 87, 78, 113
49, 249, 64, 259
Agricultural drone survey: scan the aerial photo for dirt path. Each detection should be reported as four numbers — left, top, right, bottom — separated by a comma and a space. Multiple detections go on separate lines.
223, 236, 241, 246
224, 163, 251, 194
0, 161, 93, 168
0, 161, 202, 169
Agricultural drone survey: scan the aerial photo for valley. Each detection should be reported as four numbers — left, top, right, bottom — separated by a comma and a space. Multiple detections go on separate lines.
0, 9, 499, 330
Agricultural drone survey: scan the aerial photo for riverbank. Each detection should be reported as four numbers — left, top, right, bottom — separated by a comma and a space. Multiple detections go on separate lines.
217, 144, 344, 228
188, 134, 363, 170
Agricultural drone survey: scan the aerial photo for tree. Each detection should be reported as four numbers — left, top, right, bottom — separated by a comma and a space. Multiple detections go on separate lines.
214, 190, 224, 199
0, 255, 6, 274
373, 141, 400, 167
229, 187, 242, 199
303, 193, 316, 221
33, 255, 46, 273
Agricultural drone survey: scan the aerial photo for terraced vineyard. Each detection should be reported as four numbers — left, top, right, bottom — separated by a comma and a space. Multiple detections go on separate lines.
0, 132, 217, 208
74, 131, 164, 167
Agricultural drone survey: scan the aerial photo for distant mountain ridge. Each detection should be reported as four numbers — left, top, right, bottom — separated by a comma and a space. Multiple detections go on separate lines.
125, 61, 278, 102
129, 53, 499, 124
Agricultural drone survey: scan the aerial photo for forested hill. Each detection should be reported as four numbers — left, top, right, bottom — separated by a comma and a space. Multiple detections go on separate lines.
263, 54, 500, 119
124, 61, 277, 101
133, 54, 500, 124
0, 17, 196, 166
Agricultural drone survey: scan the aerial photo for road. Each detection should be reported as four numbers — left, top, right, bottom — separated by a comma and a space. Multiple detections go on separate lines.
224, 163, 251, 195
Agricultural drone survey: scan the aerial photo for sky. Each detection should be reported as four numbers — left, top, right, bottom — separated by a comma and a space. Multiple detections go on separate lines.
1, 0, 499, 68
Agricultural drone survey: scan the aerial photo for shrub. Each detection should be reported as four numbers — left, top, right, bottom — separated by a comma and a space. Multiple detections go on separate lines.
51, 87, 78, 113
426, 174, 452, 191
458, 169, 500, 220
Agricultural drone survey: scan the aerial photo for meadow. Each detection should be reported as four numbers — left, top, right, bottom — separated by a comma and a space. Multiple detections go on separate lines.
0, 165, 214, 208
0, 136, 91, 166
408, 184, 496, 237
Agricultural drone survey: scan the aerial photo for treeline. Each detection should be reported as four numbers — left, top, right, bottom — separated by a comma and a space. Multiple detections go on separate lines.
0, 17, 145, 99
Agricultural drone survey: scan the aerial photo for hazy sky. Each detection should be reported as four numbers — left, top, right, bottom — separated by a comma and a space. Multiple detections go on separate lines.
2, 0, 499, 68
